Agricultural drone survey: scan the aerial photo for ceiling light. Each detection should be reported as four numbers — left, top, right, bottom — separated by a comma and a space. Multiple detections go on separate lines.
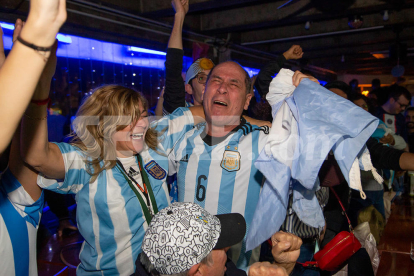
348, 15, 363, 29
383, 10, 389, 21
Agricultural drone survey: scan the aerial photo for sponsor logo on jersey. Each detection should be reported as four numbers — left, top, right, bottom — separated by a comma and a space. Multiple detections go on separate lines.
145, 161, 166, 180
180, 154, 189, 163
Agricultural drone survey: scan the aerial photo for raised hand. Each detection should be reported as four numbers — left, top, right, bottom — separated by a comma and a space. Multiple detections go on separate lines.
20, 0, 66, 47
283, 45, 304, 60
292, 70, 319, 87
379, 133, 395, 145
172, 0, 189, 16
33, 41, 58, 100
271, 231, 302, 274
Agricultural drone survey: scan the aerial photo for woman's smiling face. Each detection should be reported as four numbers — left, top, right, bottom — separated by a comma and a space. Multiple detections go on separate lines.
112, 102, 149, 158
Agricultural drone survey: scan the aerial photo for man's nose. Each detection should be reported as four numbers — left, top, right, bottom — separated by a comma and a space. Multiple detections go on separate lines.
217, 83, 228, 94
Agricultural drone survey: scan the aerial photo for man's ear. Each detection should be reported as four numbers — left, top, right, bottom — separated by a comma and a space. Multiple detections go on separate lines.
201, 85, 206, 101
244, 92, 253, 110
185, 83, 194, 95
187, 263, 202, 276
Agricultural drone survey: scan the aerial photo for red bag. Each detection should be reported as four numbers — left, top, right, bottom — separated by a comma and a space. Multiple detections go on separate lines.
299, 188, 361, 271
312, 230, 361, 271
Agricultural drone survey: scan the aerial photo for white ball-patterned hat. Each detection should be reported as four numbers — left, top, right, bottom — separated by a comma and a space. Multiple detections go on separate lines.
141, 202, 246, 275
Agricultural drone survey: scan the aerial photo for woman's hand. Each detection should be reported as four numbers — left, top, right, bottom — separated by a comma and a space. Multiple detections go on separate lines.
20, 0, 67, 47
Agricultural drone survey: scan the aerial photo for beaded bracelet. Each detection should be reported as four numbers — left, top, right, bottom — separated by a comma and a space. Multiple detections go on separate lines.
24, 113, 48, 120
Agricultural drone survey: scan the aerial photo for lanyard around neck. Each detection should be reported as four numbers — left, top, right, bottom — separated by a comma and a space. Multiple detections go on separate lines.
116, 155, 158, 224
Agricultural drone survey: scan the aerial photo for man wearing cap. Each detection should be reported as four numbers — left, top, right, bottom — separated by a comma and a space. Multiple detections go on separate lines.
134, 202, 301, 276
163, 0, 303, 117
162, 0, 214, 115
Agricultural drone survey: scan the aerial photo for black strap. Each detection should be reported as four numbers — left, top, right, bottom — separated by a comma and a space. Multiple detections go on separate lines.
329, 187, 353, 231
116, 156, 158, 224
137, 155, 158, 215
16, 36, 53, 51
116, 159, 151, 207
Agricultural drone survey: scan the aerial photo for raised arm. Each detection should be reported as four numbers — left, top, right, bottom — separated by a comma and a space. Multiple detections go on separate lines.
0, 27, 5, 68
255, 45, 303, 98
9, 125, 42, 201
169, 0, 188, 50
163, 0, 189, 114
0, 0, 66, 154
21, 42, 66, 180
399, 152, 414, 171
365, 137, 414, 172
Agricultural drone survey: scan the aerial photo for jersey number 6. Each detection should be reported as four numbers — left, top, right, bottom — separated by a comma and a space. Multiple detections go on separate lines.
196, 175, 207, 201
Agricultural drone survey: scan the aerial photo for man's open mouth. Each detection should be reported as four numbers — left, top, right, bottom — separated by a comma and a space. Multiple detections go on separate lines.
214, 100, 228, 106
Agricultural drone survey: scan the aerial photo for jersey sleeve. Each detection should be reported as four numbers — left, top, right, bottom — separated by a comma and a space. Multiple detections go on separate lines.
1, 169, 44, 228
152, 107, 194, 153
37, 142, 89, 194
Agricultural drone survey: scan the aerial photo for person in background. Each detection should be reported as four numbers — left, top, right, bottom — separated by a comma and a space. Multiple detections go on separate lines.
135, 202, 302, 276
371, 78, 381, 91
349, 78, 360, 94
350, 93, 406, 150
374, 84, 411, 197
163, 0, 214, 116
320, 81, 414, 275
324, 81, 352, 99
374, 84, 411, 136
248, 44, 304, 122
405, 107, 414, 153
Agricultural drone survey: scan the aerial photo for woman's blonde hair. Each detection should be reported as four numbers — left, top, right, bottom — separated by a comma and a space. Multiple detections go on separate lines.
70, 85, 158, 183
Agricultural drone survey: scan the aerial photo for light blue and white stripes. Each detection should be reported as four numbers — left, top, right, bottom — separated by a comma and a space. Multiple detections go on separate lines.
0, 170, 44, 276
169, 122, 268, 270
38, 107, 194, 275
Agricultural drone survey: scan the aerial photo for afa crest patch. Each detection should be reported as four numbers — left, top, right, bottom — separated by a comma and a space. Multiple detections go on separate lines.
220, 150, 241, 172
145, 161, 166, 180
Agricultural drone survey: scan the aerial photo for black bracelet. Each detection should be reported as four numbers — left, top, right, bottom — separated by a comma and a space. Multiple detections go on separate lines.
16, 36, 53, 52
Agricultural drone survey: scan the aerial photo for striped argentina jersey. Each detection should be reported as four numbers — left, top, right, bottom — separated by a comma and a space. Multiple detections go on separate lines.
0, 169, 44, 276
168, 119, 269, 270
37, 107, 194, 276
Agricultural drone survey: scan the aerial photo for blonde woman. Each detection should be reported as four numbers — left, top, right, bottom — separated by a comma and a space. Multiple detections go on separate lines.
21, 54, 201, 275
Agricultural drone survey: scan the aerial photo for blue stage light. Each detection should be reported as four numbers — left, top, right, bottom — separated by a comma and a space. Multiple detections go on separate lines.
56, 34, 72, 44
0, 22, 14, 30
0, 21, 255, 73
128, 46, 166, 56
